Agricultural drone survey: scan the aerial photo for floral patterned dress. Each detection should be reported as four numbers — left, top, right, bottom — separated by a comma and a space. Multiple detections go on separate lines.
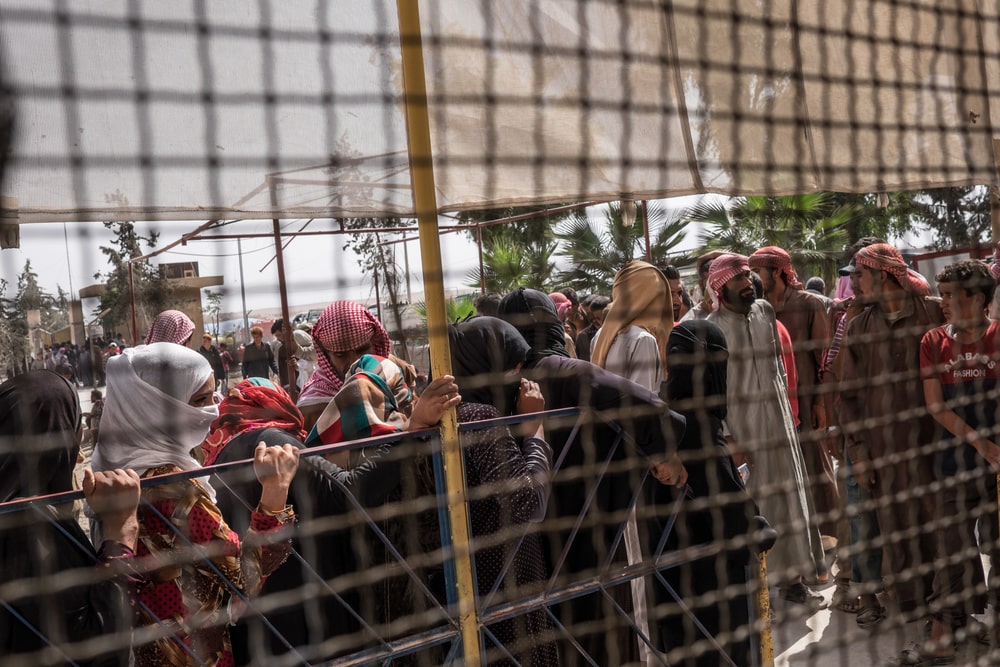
134, 466, 293, 666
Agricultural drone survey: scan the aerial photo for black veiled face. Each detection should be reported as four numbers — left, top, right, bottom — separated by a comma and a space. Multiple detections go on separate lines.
0, 371, 82, 501
666, 322, 729, 422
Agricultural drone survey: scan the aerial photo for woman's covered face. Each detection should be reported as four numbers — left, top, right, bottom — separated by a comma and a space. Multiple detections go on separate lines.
188, 376, 217, 408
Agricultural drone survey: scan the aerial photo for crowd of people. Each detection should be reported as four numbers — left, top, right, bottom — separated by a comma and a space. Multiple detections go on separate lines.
2, 241, 1000, 666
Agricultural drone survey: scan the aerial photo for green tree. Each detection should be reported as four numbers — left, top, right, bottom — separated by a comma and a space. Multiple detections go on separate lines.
464, 234, 559, 294
341, 216, 412, 361
554, 201, 688, 294
204, 289, 223, 335
411, 296, 477, 325
683, 193, 861, 286
909, 186, 990, 249
93, 215, 171, 339
457, 206, 564, 293
829, 191, 922, 244
0, 278, 29, 373
12, 260, 68, 352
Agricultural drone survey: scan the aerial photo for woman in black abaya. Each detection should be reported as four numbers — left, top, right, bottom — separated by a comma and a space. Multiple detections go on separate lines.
653, 319, 770, 667
448, 317, 558, 667
0, 371, 143, 666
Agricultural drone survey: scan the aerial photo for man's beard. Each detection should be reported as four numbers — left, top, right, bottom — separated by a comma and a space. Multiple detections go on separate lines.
721, 284, 755, 312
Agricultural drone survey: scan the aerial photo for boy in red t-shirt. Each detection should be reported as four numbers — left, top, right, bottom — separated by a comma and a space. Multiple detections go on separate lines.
918, 259, 1000, 659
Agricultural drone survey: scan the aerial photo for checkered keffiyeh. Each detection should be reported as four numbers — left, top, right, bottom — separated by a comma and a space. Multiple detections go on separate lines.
749, 246, 804, 289
297, 301, 391, 406
853, 243, 926, 293
707, 253, 751, 295
144, 310, 195, 346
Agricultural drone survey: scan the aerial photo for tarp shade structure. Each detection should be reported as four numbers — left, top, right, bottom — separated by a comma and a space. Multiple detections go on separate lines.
0, 0, 998, 224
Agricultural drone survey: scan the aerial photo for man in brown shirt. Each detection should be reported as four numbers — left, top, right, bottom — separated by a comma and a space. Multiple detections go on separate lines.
839, 243, 946, 621
750, 246, 838, 541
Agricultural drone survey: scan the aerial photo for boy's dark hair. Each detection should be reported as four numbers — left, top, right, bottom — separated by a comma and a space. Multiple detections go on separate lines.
270, 319, 284, 334
558, 287, 579, 307
845, 236, 887, 261
589, 295, 611, 311
474, 292, 501, 317
658, 264, 681, 280
935, 259, 996, 305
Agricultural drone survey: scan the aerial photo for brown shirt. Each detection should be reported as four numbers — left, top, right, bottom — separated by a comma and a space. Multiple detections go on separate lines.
840, 295, 943, 479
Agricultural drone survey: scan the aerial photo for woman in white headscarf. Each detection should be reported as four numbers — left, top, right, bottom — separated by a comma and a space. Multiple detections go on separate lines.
93, 342, 300, 666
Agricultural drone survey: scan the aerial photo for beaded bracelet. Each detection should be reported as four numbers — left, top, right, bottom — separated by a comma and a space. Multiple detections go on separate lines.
258, 504, 295, 523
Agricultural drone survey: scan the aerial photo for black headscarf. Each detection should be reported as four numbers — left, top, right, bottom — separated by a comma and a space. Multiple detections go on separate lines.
665, 320, 728, 422
498, 288, 569, 363
0, 370, 81, 502
448, 317, 530, 408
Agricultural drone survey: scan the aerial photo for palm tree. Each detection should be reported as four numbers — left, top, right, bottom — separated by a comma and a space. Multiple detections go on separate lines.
464, 234, 559, 294
410, 296, 477, 325
554, 201, 689, 294
683, 193, 860, 286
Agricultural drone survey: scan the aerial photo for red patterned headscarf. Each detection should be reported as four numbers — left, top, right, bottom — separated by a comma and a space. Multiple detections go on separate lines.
853, 243, 926, 293
297, 301, 391, 407
707, 253, 751, 296
200, 377, 306, 465
144, 310, 195, 346
749, 246, 804, 289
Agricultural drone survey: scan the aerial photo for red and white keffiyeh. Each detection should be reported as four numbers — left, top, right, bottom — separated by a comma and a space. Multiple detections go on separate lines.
297, 301, 391, 407
145, 310, 196, 346
749, 246, 804, 289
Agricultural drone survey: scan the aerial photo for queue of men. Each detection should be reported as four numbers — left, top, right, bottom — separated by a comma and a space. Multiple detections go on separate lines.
678, 241, 1000, 666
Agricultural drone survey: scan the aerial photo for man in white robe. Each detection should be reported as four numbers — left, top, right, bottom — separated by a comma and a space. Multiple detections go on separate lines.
706, 253, 825, 606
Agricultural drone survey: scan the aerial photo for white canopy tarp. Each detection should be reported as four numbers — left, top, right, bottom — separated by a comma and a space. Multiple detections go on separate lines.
0, 0, 997, 224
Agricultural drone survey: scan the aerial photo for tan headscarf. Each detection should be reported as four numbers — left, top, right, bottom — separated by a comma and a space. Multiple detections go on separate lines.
590, 260, 673, 380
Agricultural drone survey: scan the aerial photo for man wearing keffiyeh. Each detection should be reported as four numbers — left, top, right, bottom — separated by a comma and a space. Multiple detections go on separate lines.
706, 254, 826, 606
839, 242, 950, 628
749, 246, 839, 545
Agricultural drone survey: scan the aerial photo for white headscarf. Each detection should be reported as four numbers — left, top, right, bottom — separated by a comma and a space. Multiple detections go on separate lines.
93, 342, 220, 500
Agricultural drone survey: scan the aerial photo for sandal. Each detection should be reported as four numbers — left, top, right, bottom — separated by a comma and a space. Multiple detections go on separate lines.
956, 617, 992, 646
830, 583, 862, 613
856, 604, 885, 629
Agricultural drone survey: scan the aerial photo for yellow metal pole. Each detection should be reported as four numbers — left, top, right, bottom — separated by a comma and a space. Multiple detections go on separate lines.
395, 2, 481, 664
757, 555, 774, 666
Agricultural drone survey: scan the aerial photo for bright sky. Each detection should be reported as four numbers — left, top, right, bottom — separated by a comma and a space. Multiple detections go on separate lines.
0, 198, 706, 321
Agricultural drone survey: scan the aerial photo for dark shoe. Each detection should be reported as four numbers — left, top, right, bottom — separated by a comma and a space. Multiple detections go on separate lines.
856, 604, 886, 629
782, 583, 827, 609
885, 644, 954, 666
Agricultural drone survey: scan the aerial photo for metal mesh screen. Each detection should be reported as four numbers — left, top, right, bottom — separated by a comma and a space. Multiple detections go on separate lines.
1, 1, 1000, 666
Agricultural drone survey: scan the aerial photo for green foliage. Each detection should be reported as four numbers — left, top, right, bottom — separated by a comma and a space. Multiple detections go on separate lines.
411, 296, 477, 325
464, 235, 559, 294
554, 201, 688, 294
683, 193, 860, 286
909, 186, 990, 249
0, 278, 28, 372
13, 259, 68, 340
458, 206, 564, 294
204, 290, 223, 335
340, 216, 412, 358
93, 212, 171, 337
